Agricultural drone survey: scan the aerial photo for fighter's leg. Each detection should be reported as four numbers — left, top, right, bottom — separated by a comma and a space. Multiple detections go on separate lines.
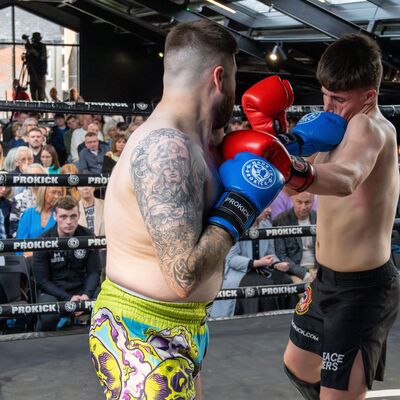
284, 339, 322, 399
194, 373, 202, 400
320, 350, 367, 400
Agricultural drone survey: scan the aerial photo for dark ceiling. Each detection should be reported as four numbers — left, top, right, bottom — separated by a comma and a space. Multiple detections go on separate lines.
2, 0, 400, 104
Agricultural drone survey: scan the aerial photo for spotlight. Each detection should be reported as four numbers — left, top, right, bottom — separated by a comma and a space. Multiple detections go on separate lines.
268, 43, 287, 62
158, 52, 164, 58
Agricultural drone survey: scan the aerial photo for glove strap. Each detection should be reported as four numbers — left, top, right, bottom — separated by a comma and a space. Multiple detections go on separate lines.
208, 191, 257, 242
277, 133, 304, 156
287, 156, 316, 192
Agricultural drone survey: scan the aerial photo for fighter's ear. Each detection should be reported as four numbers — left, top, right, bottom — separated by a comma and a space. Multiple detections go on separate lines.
212, 66, 224, 92
364, 89, 377, 105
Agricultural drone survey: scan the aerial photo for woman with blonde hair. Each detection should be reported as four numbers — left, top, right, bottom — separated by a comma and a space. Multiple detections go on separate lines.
16, 186, 66, 240
60, 163, 80, 201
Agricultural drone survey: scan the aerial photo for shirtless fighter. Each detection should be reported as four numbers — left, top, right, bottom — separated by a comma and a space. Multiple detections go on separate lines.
89, 20, 306, 400
278, 34, 398, 400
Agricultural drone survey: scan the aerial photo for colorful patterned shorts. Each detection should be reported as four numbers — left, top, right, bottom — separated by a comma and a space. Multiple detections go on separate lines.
89, 278, 210, 400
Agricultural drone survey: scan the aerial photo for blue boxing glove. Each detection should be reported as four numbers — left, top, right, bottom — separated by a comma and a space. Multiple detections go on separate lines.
208, 152, 285, 242
277, 111, 347, 157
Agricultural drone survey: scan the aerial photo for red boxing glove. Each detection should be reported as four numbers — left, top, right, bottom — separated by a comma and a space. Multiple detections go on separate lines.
222, 129, 315, 192
242, 75, 294, 135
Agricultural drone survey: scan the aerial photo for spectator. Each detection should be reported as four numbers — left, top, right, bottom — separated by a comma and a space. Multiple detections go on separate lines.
211, 206, 293, 318
104, 125, 117, 144
5, 123, 25, 153
2, 111, 29, 144
49, 87, 61, 102
40, 144, 61, 174
13, 146, 34, 173
39, 125, 50, 145
9, 163, 47, 237
270, 186, 317, 220
273, 192, 317, 284
20, 117, 38, 139
65, 87, 84, 102
78, 132, 109, 174
228, 116, 246, 132
16, 185, 65, 243
47, 113, 68, 165
102, 133, 126, 173
0, 141, 4, 169
76, 122, 106, 155
63, 115, 80, 161
77, 186, 105, 236
33, 196, 101, 331
3, 148, 19, 172
12, 79, 30, 101
0, 172, 13, 237
70, 114, 92, 163
26, 127, 44, 163
60, 163, 80, 201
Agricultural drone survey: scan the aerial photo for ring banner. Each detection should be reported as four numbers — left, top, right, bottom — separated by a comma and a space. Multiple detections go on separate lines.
0, 300, 96, 317
215, 282, 306, 300
0, 173, 110, 187
0, 283, 307, 317
241, 224, 316, 240
0, 100, 153, 115
0, 236, 107, 252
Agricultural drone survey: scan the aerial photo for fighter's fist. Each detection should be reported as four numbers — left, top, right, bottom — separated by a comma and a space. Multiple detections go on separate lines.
277, 111, 347, 157
242, 75, 294, 135
208, 152, 285, 241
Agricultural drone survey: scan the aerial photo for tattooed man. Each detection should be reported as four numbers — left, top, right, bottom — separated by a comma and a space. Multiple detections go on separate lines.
89, 20, 285, 400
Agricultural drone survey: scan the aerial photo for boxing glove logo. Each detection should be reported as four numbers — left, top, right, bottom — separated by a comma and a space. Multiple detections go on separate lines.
242, 159, 277, 189
297, 112, 322, 125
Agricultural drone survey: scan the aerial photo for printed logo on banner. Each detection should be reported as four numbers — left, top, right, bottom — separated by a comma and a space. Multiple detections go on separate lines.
242, 159, 277, 189
68, 174, 80, 186
74, 249, 87, 259
64, 301, 77, 313
0, 175, 5, 185
248, 229, 259, 240
136, 102, 148, 111
0, 241, 4, 251
245, 287, 256, 298
68, 237, 80, 249
310, 225, 317, 235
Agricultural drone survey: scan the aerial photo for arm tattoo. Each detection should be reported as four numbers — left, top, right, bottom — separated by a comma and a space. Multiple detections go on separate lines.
130, 128, 230, 294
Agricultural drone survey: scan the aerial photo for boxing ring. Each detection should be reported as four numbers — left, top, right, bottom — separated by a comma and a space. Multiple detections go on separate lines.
0, 313, 399, 400
0, 100, 400, 399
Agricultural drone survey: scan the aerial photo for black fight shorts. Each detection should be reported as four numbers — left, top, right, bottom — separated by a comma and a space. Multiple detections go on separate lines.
289, 260, 400, 390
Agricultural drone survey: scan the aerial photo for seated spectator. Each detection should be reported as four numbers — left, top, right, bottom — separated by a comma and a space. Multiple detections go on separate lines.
78, 132, 110, 174
48, 113, 68, 164
12, 146, 34, 174
77, 186, 105, 236
71, 114, 92, 163
16, 185, 65, 244
2, 112, 29, 145
9, 163, 47, 237
3, 147, 19, 172
0, 173, 13, 237
273, 192, 317, 284
49, 87, 61, 102
211, 206, 293, 318
102, 133, 126, 173
5, 122, 25, 153
65, 87, 84, 102
40, 144, 61, 174
270, 186, 317, 220
76, 121, 106, 154
60, 163, 80, 201
26, 127, 44, 163
33, 196, 101, 331
104, 125, 117, 144
20, 117, 38, 139
228, 116, 246, 132
64, 115, 80, 162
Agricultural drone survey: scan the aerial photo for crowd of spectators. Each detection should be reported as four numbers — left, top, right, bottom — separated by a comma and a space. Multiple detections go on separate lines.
0, 103, 397, 331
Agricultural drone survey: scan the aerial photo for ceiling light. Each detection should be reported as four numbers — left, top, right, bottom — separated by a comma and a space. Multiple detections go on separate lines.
206, 0, 236, 14
268, 43, 287, 62
158, 52, 164, 58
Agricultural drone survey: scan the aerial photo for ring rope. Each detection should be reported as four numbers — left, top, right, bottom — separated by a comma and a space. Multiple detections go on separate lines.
0, 173, 110, 187
1, 100, 400, 117
0, 283, 306, 318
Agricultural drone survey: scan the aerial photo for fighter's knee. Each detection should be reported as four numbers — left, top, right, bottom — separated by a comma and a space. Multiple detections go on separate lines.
284, 364, 320, 400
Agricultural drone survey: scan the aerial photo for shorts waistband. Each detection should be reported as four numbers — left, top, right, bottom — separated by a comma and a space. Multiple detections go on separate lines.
316, 260, 399, 287
97, 278, 211, 325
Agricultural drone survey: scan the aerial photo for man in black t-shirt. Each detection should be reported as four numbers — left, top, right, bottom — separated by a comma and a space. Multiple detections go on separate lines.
33, 196, 100, 331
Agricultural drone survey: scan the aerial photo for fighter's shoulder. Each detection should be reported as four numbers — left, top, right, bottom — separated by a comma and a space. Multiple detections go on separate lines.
346, 113, 386, 142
